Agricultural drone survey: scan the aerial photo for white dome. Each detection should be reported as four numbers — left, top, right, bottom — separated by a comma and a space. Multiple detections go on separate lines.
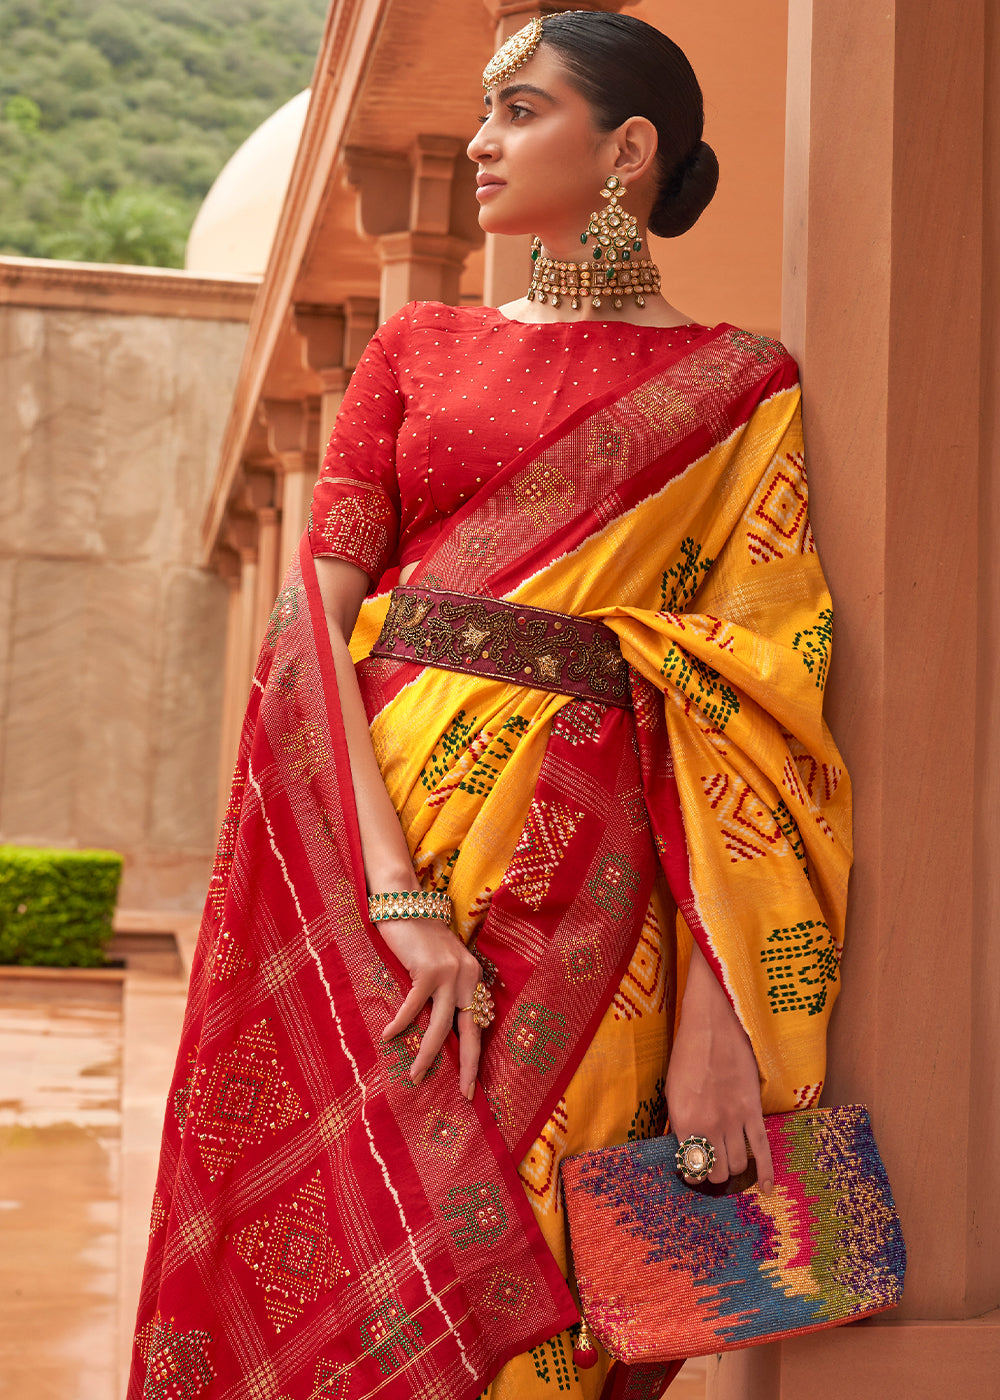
185, 89, 310, 278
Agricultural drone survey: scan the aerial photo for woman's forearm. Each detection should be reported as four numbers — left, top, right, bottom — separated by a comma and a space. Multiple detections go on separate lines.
326, 625, 420, 892
314, 556, 419, 894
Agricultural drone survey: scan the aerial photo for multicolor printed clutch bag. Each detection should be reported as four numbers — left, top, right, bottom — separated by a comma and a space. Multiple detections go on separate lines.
561, 1106, 906, 1363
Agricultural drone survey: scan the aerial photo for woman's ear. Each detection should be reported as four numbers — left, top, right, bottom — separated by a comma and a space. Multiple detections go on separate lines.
609, 115, 659, 184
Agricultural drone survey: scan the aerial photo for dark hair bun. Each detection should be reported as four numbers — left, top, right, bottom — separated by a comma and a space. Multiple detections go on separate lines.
649, 140, 720, 239
540, 14, 719, 239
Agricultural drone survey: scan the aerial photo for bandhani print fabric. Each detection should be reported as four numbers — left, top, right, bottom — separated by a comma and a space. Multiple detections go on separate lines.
130, 324, 852, 1400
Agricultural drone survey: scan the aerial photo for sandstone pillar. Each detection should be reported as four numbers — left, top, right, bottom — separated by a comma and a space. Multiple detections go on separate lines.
294, 296, 379, 450
215, 508, 259, 823
239, 468, 281, 655
212, 547, 243, 824
710, 2, 999, 1394
261, 395, 323, 571
346, 137, 482, 321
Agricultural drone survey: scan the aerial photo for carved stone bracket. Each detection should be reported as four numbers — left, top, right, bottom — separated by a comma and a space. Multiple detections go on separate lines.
259, 398, 321, 472
345, 136, 482, 318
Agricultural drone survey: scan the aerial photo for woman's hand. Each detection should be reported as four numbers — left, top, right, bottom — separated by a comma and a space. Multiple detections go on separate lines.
666, 940, 774, 1194
378, 916, 486, 1100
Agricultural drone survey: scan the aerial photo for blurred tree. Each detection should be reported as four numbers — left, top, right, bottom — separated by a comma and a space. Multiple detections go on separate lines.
41, 188, 189, 266
85, 5, 146, 68
4, 95, 42, 133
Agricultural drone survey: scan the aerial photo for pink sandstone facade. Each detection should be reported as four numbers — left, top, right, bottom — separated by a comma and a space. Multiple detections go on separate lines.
0, 260, 256, 908
0, 0, 997, 1392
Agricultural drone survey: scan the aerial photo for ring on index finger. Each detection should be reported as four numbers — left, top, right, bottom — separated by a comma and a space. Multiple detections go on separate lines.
675, 1134, 715, 1183
458, 981, 495, 1029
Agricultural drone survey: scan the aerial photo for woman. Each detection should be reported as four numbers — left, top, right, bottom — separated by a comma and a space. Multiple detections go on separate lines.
130, 14, 850, 1400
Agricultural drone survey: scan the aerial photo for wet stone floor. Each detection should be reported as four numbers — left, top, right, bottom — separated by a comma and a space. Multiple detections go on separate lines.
0, 974, 707, 1400
0, 988, 121, 1400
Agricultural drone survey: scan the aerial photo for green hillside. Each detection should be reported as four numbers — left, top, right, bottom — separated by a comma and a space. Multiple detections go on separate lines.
0, 0, 328, 266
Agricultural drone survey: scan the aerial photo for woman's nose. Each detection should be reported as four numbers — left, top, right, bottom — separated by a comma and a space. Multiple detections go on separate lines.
467, 122, 496, 164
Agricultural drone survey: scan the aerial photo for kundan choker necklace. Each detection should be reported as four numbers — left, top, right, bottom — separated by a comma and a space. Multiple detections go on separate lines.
527, 174, 662, 311
527, 239, 662, 311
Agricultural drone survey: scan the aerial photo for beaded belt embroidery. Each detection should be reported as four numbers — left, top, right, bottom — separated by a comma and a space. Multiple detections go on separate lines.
370, 585, 633, 710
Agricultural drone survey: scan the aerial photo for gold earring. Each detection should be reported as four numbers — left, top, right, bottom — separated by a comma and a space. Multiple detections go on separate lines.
580, 176, 642, 267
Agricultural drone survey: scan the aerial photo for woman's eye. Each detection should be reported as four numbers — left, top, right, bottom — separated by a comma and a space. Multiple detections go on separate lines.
477, 115, 488, 126
509, 104, 531, 121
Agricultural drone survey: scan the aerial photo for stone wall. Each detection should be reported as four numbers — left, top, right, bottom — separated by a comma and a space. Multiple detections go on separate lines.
0, 262, 255, 911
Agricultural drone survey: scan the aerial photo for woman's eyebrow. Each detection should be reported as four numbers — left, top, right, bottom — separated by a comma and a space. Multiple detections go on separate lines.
483, 83, 554, 108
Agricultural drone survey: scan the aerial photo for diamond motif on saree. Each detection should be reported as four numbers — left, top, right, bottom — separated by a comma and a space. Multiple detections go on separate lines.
562, 937, 603, 985
482, 1268, 534, 1317
422, 1109, 469, 1161
210, 927, 249, 983
135, 1314, 214, 1400
312, 1358, 345, 1397
631, 380, 699, 435
612, 906, 665, 1020
280, 721, 329, 781
518, 1096, 568, 1213
380, 1025, 442, 1085
192, 1020, 302, 1180
503, 799, 583, 911
512, 461, 574, 527
747, 450, 815, 565
700, 773, 786, 863
231, 1169, 347, 1333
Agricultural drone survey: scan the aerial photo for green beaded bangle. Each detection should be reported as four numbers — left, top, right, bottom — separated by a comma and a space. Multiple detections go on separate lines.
367, 890, 453, 924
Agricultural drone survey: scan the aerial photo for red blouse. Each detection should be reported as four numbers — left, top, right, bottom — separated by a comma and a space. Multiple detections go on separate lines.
308, 301, 709, 585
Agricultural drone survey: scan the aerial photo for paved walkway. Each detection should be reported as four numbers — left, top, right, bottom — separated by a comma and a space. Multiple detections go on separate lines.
0, 974, 124, 1400
0, 939, 707, 1399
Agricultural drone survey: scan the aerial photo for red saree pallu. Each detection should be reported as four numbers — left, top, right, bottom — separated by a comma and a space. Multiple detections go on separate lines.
130, 324, 851, 1400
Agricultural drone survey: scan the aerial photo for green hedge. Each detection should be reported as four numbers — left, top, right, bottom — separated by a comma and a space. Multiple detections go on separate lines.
0, 845, 123, 967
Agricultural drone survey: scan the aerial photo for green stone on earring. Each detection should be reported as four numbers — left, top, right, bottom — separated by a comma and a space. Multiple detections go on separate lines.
580, 232, 588, 245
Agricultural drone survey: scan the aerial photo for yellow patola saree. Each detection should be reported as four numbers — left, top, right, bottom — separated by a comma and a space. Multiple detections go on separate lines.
130, 323, 850, 1400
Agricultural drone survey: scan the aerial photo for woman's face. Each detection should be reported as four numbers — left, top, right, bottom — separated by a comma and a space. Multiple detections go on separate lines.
467, 45, 620, 251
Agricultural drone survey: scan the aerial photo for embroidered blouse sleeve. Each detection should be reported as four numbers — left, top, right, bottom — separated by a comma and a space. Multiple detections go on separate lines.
308, 320, 404, 585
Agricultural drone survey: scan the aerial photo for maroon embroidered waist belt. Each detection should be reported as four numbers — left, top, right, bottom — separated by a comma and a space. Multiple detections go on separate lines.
370, 585, 633, 710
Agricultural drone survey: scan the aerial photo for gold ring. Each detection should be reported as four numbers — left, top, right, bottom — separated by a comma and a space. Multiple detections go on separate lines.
675, 1134, 715, 1182
459, 981, 495, 1029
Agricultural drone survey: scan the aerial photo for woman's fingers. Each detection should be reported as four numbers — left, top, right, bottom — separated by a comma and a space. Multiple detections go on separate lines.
455, 1012, 482, 1100
745, 1114, 774, 1195
724, 1128, 749, 1178
377, 916, 486, 1092
454, 964, 485, 1099
409, 989, 455, 1081
380, 983, 429, 1041
705, 1132, 729, 1186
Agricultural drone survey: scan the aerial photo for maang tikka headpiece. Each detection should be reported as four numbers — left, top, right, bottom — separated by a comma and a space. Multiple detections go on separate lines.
483, 17, 544, 90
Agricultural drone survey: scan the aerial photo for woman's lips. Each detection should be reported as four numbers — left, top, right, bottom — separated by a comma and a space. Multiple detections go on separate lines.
475, 179, 506, 200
